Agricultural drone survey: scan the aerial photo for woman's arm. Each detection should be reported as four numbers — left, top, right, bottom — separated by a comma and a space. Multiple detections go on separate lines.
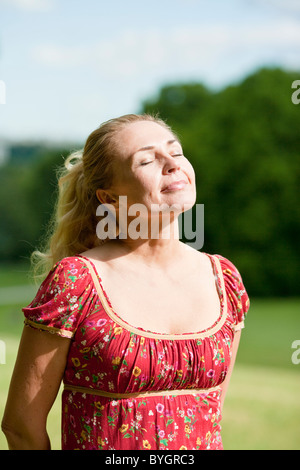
220, 329, 241, 411
1, 326, 71, 450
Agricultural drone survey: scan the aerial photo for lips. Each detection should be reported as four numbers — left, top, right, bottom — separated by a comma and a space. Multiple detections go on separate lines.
161, 180, 188, 192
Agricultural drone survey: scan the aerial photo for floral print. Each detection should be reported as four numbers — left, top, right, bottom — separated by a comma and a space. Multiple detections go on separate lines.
23, 253, 249, 450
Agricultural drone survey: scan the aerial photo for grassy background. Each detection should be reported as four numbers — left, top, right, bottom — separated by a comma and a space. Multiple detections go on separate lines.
0, 263, 299, 450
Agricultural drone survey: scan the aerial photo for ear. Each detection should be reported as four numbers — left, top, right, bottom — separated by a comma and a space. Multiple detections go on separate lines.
96, 189, 118, 207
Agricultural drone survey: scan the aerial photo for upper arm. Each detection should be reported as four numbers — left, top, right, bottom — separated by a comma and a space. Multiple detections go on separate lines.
2, 326, 70, 439
2, 257, 92, 448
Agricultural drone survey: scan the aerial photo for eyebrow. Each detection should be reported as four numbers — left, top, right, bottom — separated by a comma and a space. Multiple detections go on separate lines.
133, 139, 180, 157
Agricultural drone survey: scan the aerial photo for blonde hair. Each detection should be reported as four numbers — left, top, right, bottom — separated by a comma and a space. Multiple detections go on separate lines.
31, 113, 175, 281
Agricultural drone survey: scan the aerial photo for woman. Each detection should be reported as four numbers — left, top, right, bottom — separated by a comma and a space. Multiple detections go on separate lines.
2, 114, 249, 450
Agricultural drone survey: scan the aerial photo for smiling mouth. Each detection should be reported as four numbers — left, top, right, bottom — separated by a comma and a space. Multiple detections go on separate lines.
161, 180, 188, 192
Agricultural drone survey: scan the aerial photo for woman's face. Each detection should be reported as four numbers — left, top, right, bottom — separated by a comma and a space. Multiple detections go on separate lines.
101, 120, 196, 215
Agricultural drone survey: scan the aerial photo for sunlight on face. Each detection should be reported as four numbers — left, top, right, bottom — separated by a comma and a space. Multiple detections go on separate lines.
110, 120, 196, 212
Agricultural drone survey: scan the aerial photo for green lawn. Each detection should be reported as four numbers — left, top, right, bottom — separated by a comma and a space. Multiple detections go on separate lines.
0, 262, 33, 287
222, 364, 300, 450
0, 264, 299, 450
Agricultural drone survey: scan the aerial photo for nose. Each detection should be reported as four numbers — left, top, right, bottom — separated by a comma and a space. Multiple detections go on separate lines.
160, 152, 181, 175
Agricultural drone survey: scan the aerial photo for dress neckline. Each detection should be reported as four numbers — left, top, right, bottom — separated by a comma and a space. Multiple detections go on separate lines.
76, 253, 228, 340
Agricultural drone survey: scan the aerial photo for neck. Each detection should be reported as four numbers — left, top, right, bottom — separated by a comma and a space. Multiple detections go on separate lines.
113, 215, 183, 268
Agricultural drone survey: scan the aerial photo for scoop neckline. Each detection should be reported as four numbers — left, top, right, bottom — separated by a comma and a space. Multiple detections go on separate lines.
76, 253, 228, 340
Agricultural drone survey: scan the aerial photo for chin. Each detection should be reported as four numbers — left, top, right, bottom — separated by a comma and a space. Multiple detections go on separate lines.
161, 194, 197, 215
182, 199, 196, 212
173, 187, 196, 207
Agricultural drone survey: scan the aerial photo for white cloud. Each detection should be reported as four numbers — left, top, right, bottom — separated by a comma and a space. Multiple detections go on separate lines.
0, 0, 54, 11
33, 44, 88, 67
250, 0, 300, 14
32, 18, 300, 84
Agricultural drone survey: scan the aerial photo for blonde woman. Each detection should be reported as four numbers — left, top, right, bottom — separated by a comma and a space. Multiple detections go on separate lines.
2, 114, 249, 450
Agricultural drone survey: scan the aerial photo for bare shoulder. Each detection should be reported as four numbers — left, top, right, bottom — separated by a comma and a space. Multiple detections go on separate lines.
180, 242, 211, 269
80, 241, 126, 277
81, 241, 119, 262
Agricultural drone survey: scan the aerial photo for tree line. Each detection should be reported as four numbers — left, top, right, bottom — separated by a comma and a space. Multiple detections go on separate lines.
1, 67, 299, 296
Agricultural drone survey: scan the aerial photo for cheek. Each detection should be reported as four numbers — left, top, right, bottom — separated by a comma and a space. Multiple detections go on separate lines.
186, 161, 196, 184
121, 174, 156, 206
134, 170, 159, 194
184, 161, 197, 203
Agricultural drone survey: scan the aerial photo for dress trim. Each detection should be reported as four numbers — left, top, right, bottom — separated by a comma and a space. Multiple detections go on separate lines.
78, 254, 228, 340
63, 383, 221, 399
24, 318, 74, 338
234, 320, 245, 331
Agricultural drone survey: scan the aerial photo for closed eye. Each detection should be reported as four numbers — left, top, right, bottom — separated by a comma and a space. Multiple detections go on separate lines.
140, 160, 154, 166
140, 154, 184, 166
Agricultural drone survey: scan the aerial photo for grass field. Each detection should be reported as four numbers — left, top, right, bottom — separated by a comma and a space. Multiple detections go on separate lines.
0, 263, 299, 450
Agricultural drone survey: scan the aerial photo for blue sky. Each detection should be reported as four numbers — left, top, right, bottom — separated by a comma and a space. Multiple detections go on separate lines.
0, 0, 300, 143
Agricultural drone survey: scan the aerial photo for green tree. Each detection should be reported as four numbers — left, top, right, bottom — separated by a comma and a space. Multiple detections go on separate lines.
141, 68, 300, 296
0, 147, 69, 262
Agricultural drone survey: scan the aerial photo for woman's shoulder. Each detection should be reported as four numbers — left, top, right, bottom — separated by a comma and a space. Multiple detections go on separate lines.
36, 255, 94, 295
54, 255, 87, 268
50, 255, 93, 275
23, 256, 96, 339
182, 246, 234, 271
205, 252, 246, 289
211, 253, 240, 272
211, 253, 250, 327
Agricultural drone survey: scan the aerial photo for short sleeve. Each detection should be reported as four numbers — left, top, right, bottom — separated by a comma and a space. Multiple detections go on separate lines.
23, 257, 92, 339
216, 255, 250, 331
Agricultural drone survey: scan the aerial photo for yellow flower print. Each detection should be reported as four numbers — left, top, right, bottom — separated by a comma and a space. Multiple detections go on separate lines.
94, 401, 104, 411
80, 347, 90, 353
112, 356, 121, 366
224, 268, 232, 276
81, 429, 87, 441
140, 337, 145, 346
114, 327, 123, 335
119, 424, 128, 433
176, 369, 183, 377
98, 437, 106, 446
205, 431, 212, 441
133, 366, 142, 377
71, 357, 80, 367
184, 424, 191, 434
196, 437, 201, 446
53, 274, 60, 282
179, 445, 187, 450
143, 440, 151, 449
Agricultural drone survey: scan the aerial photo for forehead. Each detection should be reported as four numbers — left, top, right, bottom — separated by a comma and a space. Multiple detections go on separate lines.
116, 121, 178, 159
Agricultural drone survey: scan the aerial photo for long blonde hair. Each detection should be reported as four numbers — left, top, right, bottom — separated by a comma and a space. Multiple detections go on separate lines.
31, 113, 175, 281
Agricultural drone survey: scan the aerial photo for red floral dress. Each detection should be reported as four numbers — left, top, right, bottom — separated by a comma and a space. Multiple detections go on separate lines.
23, 253, 249, 450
